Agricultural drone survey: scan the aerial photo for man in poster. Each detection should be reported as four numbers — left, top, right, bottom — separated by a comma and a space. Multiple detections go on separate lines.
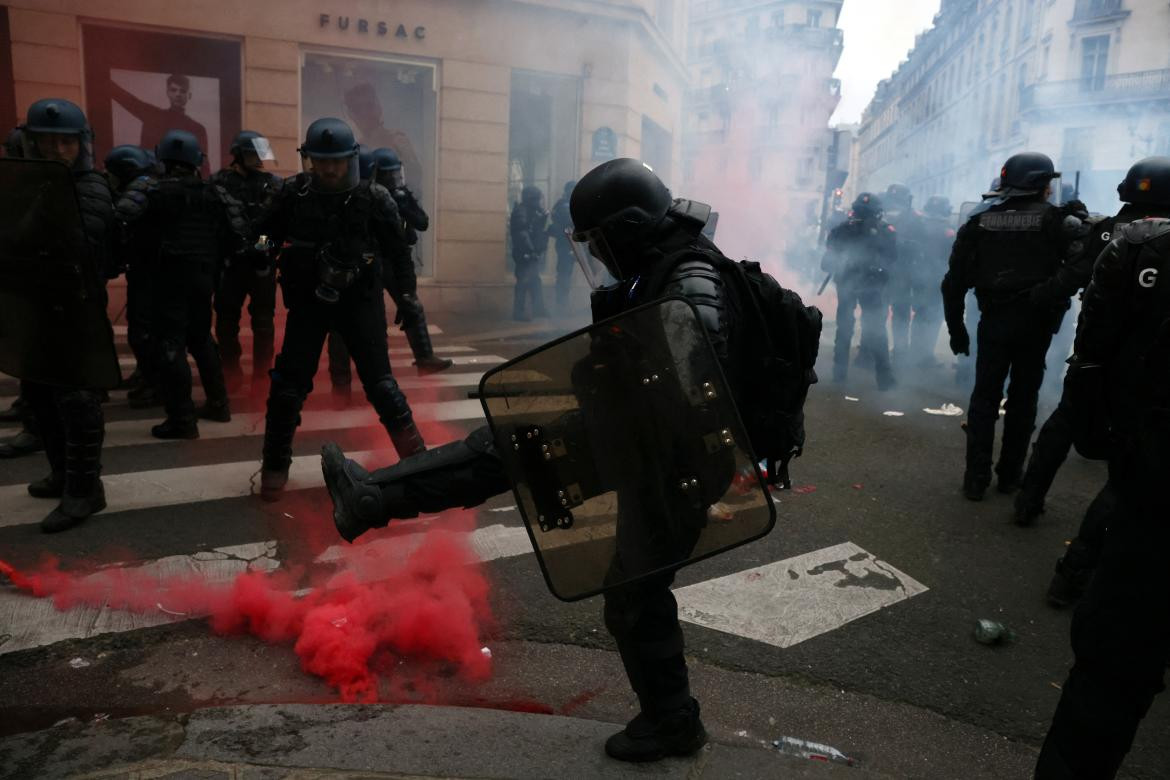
110, 74, 210, 178
343, 82, 421, 191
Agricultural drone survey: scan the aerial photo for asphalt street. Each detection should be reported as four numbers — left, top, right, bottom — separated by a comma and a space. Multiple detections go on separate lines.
1, 306, 1167, 779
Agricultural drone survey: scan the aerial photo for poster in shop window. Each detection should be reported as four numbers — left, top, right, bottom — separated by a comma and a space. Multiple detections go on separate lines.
82, 25, 242, 179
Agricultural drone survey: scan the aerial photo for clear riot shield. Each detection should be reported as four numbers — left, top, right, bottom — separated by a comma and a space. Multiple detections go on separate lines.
478, 297, 776, 601
0, 159, 120, 389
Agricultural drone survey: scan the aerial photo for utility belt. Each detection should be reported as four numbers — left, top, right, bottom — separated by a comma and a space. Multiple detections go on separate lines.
284, 239, 375, 304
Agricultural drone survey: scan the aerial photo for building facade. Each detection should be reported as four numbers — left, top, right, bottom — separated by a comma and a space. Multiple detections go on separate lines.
854, 0, 1170, 216
0, 0, 689, 313
681, 0, 843, 268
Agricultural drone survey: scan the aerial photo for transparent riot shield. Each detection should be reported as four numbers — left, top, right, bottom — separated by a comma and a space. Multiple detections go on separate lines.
479, 297, 776, 601
0, 159, 121, 388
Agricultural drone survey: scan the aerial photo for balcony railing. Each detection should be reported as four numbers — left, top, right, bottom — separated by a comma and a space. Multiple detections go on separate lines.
689, 24, 843, 58
1021, 69, 1170, 111
1071, 0, 1129, 24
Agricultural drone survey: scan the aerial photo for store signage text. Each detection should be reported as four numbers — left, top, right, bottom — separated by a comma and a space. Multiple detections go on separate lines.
318, 14, 426, 40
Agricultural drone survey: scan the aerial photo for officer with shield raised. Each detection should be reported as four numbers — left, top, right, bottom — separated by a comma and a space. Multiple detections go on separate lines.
318, 159, 820, 762
0, 99, 117, 532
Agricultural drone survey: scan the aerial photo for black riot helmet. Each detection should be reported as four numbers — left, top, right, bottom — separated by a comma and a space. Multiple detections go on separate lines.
21, 98, 94, 170
923, 195, 952, 218
155, 129, 204, 172
1117, 157, 1170, 206
371, 147, 405, 189
104, 145, 152, 186
230, 130, 276, 170
299, 117, 360, 192
885, 183, 913, 209
569, 158, 672, 280
850, 192, 882, 220
998, 152, 1059, 196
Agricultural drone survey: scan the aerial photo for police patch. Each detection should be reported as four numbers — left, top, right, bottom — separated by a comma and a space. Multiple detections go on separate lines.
979, 211, 1044, 232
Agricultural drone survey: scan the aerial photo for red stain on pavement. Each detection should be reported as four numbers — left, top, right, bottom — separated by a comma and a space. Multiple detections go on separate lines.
792, 484, 817, 495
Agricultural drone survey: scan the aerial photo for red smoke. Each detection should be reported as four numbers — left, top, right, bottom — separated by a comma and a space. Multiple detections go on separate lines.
0, 526, 495, 702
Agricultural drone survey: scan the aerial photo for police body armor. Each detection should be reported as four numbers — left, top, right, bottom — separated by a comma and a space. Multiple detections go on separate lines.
830, 218, 894, 287
969, 200, 1061, 304
153, 176, 222, 268
279, 173, 378, 304
0, 159, 120, 388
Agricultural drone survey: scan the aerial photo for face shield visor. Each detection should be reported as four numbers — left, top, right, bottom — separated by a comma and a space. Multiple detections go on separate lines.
241, 135, 277, 170
303, 151, 359, 193
569, 225, 623, 289
374, 165, 406, 190
1047, 174, 1064, 206
23, 129, 93, 171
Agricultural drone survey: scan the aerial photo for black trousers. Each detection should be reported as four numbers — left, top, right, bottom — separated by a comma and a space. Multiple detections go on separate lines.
215, 259, 277, 382
1036, 441, 1170, 778
1019, 393, 1074, 511
125, 264, 154, 382
1059, 482, 1114, 578
513, 256, 547, 319
152, 263, 227, 422
21, 381, 103, 496
263, 274, 413, 470
833, 280, 891, 383
965, 304, 1055, 483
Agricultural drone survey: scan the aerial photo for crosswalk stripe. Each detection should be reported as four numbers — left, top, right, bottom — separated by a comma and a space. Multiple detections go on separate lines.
674, 541, 929, 649
0, 398, 487, 460
110, 323, 445, 336
0, 523, 528, 655
112, 345, 475, 369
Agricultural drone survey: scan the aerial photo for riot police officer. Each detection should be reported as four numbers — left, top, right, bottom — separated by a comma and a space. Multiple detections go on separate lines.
211, 130, 283, 399
914, 196, 957, 368
321, 159, 775, 761
256, 118, 425, 501
117, 130, 243, 439
549, 179, 577, 309
104, 145, 155, 393
941, 153, 1083, 500
510, 185, 549, 321
883, 184, 927, 368
15, 98, 114, 532
371, 147, 451, 374
1034, 172, 1170, 777
822, 192, 897, 389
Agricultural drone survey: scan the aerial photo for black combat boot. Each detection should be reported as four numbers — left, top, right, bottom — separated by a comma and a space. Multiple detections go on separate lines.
1013, 489, 1044, 526
127, 384, 161, 409
321, 443, 384, 542
260, 387, 303, 502
405, 317, 453, 375
27, 471, 64, 498
41, 410, 106, 533
152, 417, 199, 440
604, 698, 708, 763
996, 471, 1022, 495
0, 428, 43, 458
260, 466, 289, 502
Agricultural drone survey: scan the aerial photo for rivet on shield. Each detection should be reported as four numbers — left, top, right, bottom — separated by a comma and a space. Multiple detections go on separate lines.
690, 478, 699, 488
544, 453, 552, 460
705, 391, 716, 399
557, 490, 565, 497
526, 432, 533, 439
642, 377, 650, 385
652, 374, 660, 382
513, 444, 520, 450
679, 480, 690, 491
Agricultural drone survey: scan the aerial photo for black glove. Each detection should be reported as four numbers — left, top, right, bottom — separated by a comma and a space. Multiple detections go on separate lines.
949, 325, 970, 356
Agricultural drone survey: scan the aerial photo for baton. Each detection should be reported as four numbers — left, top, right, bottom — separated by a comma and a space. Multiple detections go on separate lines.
817, 272, 833, 296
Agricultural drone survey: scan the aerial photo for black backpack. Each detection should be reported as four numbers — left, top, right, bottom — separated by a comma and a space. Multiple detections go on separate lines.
664, 248, 823, 488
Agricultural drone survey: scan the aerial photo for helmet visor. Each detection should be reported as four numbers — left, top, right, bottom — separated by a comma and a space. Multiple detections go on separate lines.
569, 225, 623, 288
248, 135, 277, 165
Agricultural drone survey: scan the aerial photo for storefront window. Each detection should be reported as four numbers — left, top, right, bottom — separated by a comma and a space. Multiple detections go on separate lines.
301, 51, 438, 277
82, 25, 242, 178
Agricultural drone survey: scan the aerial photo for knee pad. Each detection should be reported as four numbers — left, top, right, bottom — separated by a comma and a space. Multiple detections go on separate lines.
367, 376, 409, 418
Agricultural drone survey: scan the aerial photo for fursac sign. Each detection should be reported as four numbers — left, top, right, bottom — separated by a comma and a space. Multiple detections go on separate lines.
318, 14, 426, 40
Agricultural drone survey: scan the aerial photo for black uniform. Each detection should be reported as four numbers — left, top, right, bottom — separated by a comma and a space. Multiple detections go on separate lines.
883, 190, 928, 366
210, 165, 283, 395
117, 170, 244, 435
548, 181, 576, 308
17, 99, 116, 532
913, 205, 957, 366
941, 194, 1081, 495
822, 202, 897, 388
1035, 217, 1170, 778
257, 171, 424, 496
510, 187, 549, 320
321, 160, 771, 762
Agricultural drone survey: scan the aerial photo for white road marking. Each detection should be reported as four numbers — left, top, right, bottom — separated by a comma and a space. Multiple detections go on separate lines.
112, 345, 476, 368
0, 398, 490, 455
675, 542, 928, 649
109, 324, 445, 337
0, 540, 280, 655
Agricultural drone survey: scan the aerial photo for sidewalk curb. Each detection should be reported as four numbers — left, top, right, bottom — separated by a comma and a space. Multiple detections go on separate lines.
0, 703, 885, 780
